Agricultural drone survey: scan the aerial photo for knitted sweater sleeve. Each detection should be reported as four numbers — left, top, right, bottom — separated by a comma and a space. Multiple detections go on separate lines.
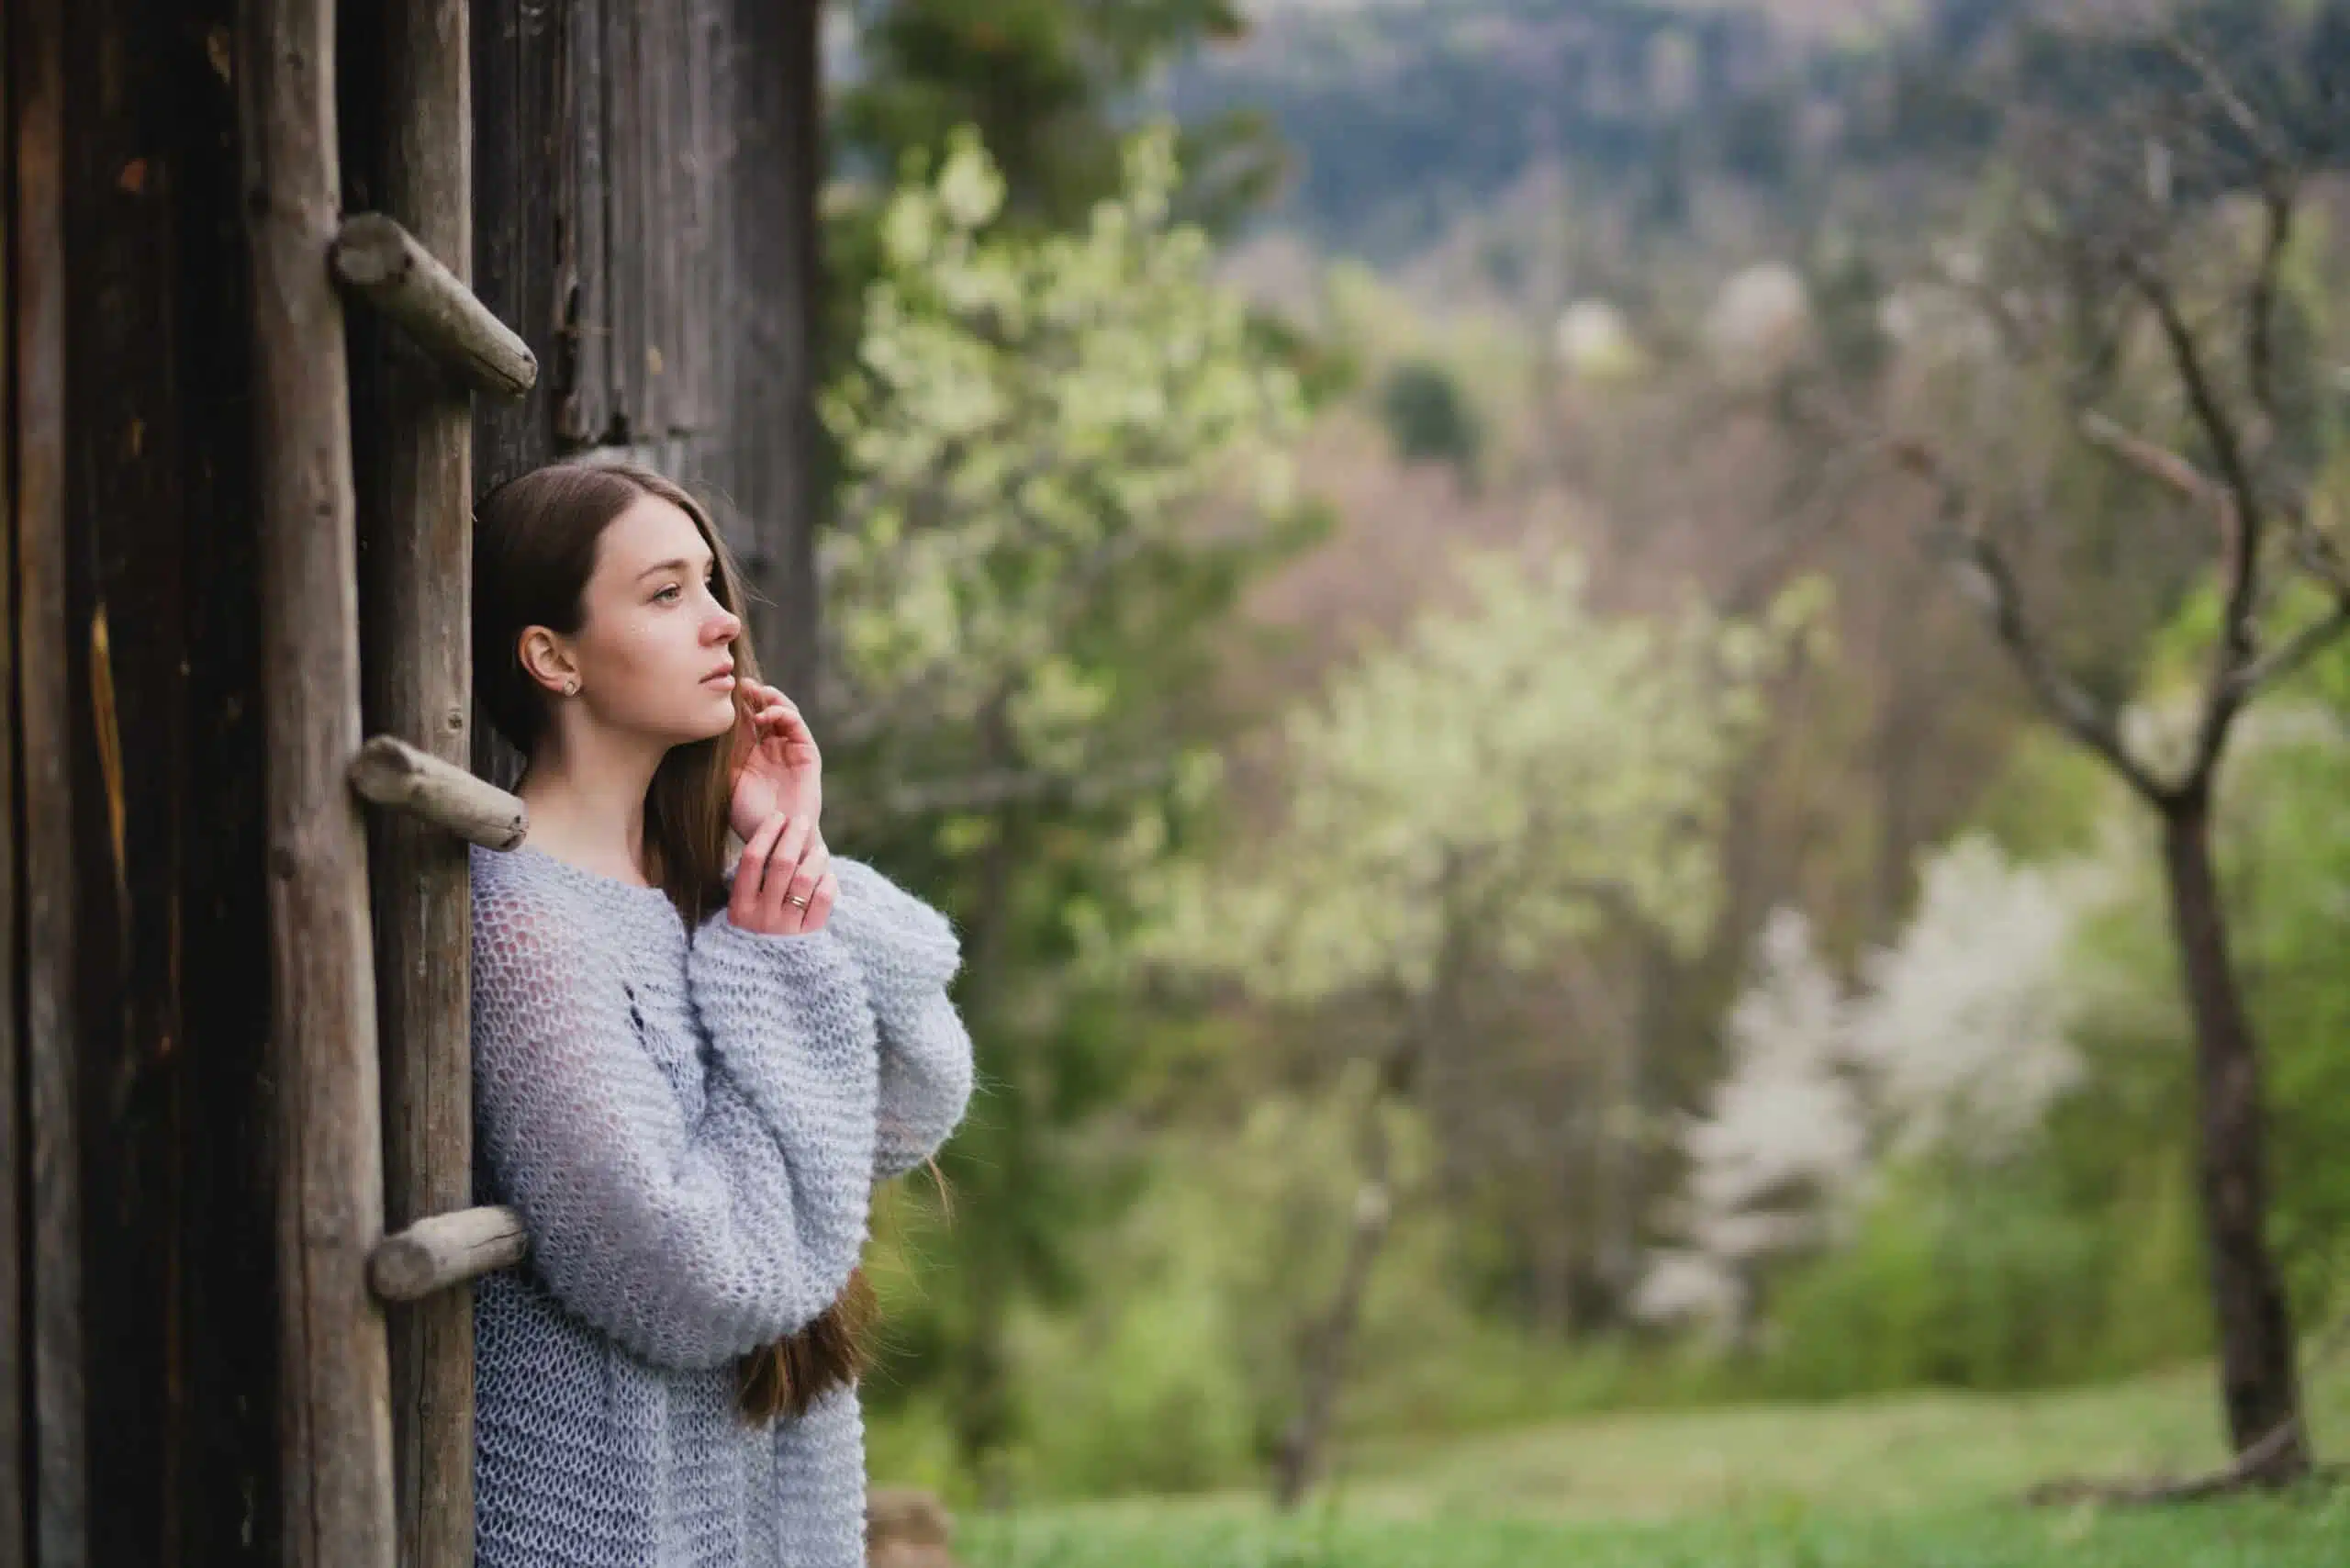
825, 856, 976, 1182
472, 874, 878, 1372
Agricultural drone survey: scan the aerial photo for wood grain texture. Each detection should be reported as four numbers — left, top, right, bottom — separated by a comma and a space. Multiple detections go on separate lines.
0, 2, 21, 1547
333, 213, 537, 398
344, 6, 489, 1567
349, 735, 528, 850
470, 0, 567, 493
472, 0, 822, 702
367, 1205, 529, 1303
52, 4, 284, 1560
15, 0, 84, 1558
236, 0, 399, 1561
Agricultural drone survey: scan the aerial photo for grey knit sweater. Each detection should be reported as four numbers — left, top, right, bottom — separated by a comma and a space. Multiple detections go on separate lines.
467, 841, 973, 1568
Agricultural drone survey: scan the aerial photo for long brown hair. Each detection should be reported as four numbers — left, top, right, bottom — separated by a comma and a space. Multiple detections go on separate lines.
472, 456, 878, 1423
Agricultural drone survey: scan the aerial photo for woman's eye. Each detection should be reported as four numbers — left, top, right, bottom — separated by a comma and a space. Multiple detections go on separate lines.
654, 584, 682, 603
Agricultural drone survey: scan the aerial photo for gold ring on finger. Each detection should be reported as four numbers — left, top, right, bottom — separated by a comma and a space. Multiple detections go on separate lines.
786, 894, 811, 908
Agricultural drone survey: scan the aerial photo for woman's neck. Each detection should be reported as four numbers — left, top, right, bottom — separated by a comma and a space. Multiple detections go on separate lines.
515, 734, 666, 887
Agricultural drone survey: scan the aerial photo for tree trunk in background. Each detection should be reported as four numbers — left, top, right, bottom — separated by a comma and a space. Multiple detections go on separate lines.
2159, 788, 2307, 1483
1275, 905, 1463, 1508
1271, 1074, 1397, 1510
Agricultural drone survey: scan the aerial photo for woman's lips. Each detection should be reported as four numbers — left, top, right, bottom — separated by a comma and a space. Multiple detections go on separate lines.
702, 672, 736, 689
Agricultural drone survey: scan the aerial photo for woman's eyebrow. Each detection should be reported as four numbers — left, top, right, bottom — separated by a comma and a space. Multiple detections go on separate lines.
634, 553, 715, 579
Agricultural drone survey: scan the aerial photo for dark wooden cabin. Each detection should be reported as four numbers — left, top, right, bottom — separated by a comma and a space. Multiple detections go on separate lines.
4, 1, 823, 1561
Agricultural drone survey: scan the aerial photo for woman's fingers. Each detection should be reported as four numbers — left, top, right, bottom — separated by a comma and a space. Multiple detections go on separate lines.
806, 869, 838, 930
787, 835, 830, 924
760, 815, 817, 932
726, 801, 835, 935
730, 811, 791, 928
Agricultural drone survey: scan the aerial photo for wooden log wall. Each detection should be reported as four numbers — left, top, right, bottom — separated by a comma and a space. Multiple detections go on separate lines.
472, 0, 823, 712
6, 3, 825, 1562
339, 4, 484, 1565
9, 0, 283, 1563
236, 0, 403, 1554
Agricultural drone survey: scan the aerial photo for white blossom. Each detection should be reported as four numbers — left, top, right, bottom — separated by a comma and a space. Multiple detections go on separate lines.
1844, 834, 2099, 1160
1639, 834, 2112, 1335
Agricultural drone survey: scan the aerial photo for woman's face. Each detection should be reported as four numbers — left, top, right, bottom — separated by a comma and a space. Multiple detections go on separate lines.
548, 494, 744, 745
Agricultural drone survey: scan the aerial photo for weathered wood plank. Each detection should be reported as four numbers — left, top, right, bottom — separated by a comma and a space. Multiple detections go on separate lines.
605, 0, 648, 437
0, 5, 22, 1551
723, 0, 823, 700
349, 735, 529, 850
333, 213, 538, 398
471, 0, 569, 489
555, 0, 610, 446
676, 0, 715, 437
368, 1205, 529, 1303
346, 6, 485, 1566
700, 0, 738, 472
173, 3, 285, 1551
235, 0, 399, 1561
61, 3, 226, 1555
15, 0, 84, 1559
645, 0, 685, 438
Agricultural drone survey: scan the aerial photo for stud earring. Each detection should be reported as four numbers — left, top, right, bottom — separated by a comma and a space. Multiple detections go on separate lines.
565, 678, 579, 694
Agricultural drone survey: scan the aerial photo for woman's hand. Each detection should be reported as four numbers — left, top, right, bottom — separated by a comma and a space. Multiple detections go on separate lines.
727, 812, 838, 936
728, 680, 822, 846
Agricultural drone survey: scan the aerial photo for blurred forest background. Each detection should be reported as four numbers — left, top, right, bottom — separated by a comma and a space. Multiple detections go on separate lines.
804, 0, 2350, 1546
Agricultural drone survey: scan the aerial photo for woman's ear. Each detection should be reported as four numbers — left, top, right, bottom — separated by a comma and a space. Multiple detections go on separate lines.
516, 625, 578, 698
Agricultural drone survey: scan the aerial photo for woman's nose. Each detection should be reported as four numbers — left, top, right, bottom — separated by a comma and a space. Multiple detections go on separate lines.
709, 606, 743, 644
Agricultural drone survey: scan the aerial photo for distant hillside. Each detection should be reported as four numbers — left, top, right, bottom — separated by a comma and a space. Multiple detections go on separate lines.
1165, 0, 1922, 265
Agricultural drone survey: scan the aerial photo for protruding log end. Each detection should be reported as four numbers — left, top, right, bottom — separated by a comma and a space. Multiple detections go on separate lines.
331, 213, 539, 398
348, 734, 528, 850
369, 1205, 530, 1302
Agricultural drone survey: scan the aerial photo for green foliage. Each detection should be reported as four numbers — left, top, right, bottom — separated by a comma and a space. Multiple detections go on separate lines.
1763, 1157, 2195, 1398
956, 1496, 2350, 1568
821, 123, 1304, 790
821, 121, 1317, 1477
1755, 676, 2350, 1397
835, 0, 1280, 235
982, 1079, 1451, 1495
1143, 551, 1828, 1004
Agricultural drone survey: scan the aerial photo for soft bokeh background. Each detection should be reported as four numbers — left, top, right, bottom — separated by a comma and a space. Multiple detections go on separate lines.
813, 3, 2350, 1561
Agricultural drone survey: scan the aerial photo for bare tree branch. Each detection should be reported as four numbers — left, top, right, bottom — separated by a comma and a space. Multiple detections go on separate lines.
2078, 409, 2222, 506
2162, 33, 2298, 176
2279, 497, 2350, 599
1888, 437, 2168, 803
2154, 30, 2304, 509
2127, 266, 2276, 786
2245, 184, 2294, 427
2131, 266, 2264, 598
2232, 604, 2350, 701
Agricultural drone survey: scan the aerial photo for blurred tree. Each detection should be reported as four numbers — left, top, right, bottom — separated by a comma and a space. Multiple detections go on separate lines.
1641, 837, 2112, 1353
1375, 359, 1483, 486
816, 125, 1312, 1496
832, 0, 1282, 234
1804, 5, 2350, 1486
1138, 547, 1823, 1505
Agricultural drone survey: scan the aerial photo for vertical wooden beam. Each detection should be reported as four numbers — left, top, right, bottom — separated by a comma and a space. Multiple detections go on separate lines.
351, 5, 480, 1566
234, 0, 398, 1562
13, 0, 82, 1559
718, 0, 822, 704
0, 10, 19, 1559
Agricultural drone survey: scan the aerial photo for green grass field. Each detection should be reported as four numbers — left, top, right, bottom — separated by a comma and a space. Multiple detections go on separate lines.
954, 1360, 2350, 1567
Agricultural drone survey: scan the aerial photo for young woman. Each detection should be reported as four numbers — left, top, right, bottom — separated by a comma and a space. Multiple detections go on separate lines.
465, 459, 974, 1567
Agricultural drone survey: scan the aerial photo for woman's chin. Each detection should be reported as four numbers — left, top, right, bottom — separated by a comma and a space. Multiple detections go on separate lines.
686, 690, 738, 740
